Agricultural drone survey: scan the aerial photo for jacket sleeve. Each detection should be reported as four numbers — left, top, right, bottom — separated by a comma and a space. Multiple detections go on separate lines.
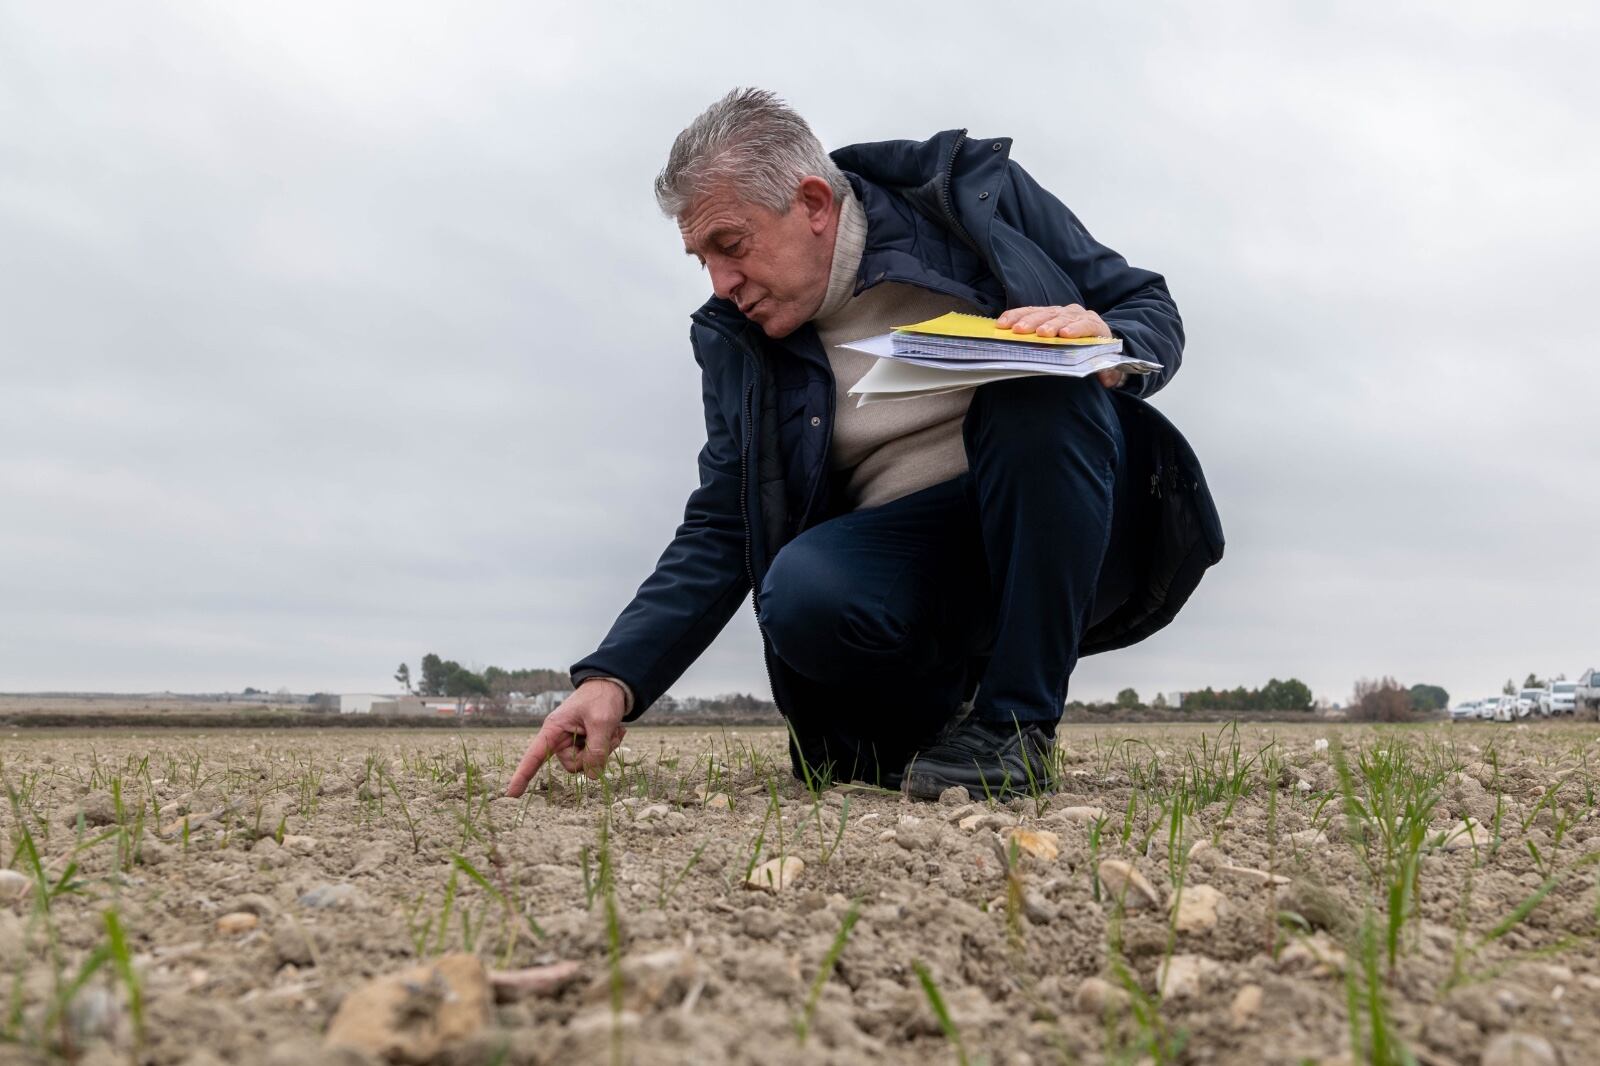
1000, 159, 1185, 398
569, 329, 752, 721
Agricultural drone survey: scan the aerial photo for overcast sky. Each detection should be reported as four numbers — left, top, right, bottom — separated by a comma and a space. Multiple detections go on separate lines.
2, 2, 1596, 706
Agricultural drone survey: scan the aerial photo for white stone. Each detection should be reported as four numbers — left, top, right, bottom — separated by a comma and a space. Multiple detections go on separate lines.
745, 856, 804, 893
0, 869, 31, 903
1218, 864, 1290, 886
1172, 883, 1226, 933
1073, 976, 1129, 1014
1230, 983, 1263, 1027
1158, 954, 1221, 1000
1097, 860, 1160, 910
1480, 1032, 1559, 1066
1054, 805, 1105, 823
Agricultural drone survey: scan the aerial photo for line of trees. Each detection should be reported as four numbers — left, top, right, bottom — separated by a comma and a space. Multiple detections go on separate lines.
1175, 678, 1315, 712
394, 655, 574, 699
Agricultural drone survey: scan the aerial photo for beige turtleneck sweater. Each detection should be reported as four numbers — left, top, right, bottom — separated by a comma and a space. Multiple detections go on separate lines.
812, 190, 981, 511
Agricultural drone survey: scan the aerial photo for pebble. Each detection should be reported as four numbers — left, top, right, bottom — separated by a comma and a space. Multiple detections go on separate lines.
745, 856, 804, 893
1480, 1032, 1560, 1066
1218, 864, 1291, 886
1052, 805, 1105, 824
742, 907, 781, 939
1442, 818, 1487, 852
1073, 976, 1129, 1015
1172, 883, 1226, 933
1158, 954, 1221, 1000
324, 953, 490, 1061
280, 834, 319, 853
1022, 890, 1058, 925
215, 912, 259, 935
635, 803, 670, 823
894, 823, 937, 852
0, 869, 31, 903
1278, 932, 1348, 977
488, 961, 582, 1002
958, 811, 1019, 832
1289, 829, 1330, 848
1230, 983, 1264, 1027
272, 923, 325, 967
1097, 860, 1161, 910
938, 786, 971, 805
704, 793, 732, 810
1002, 827, 1061, 863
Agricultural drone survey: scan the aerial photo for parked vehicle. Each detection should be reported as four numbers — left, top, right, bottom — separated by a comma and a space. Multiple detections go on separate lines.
1578, 669, 1600, 719
1448, 702, 1480, 722
1544, 681, 1578, 716
1480, 696, 1515, 723
1517, 688, 1544, 718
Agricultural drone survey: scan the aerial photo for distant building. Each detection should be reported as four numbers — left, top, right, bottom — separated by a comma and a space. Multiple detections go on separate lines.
339, 693, 399, 715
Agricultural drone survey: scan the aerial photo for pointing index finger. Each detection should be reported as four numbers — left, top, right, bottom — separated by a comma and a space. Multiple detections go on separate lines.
506, 723, 572, 797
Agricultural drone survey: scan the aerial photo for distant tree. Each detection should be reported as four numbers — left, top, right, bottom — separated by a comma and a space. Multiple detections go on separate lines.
420, 654, 447, 696
394, 663, 412, 693
1408, 684, 1450, 712
242, 687, 261, 696
1259, 678, 1314, 712
1523, 673, 1546, 690
1502, 678, 1516, 696
1152, 692, 1169, 710
1349, 677, 1418, 722
441, 662, 490, 697
307, 693, 338, 713
1116, 688, 1141, 709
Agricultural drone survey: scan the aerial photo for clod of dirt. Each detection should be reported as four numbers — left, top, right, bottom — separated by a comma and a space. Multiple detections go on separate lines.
1073, 976, 1129, 1015
704, 792, 732, 809
0, 869, 31, 903
958, 812, 1018, 832
1278, 932, 1348, 978
0, 911, 25, 959
272, 922, 329, 968
937, 786, 970, 805
745, 856, 804, 892
1022, 890, 1058, 925
1003, 827, 1061, 863
1230, 983, 1263, 1028
215, 912, 259, 935
1172, 883, 1226, 933
324, 952, 491, 1063
1289, 829, 1330, 848
280, 835, 319, 854
1276, 880, 1356, 937
489, 961, 582, 1002
229, 893, 279, 918
586, 948, 701, 1010
61, 790, 118, 827
1158, 954, 1222, 1000
1481, 1031, 1561, 1066
1097, 860, 1160, 909
298, 882, 368, 909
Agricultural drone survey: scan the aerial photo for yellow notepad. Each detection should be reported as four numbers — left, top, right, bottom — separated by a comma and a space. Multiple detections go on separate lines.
893, 311, 1112, 346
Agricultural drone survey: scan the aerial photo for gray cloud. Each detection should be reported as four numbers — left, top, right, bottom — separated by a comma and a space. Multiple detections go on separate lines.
2, 2, 1596, 705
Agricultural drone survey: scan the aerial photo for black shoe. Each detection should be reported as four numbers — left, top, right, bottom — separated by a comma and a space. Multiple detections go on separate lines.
903, 716, 1059, 802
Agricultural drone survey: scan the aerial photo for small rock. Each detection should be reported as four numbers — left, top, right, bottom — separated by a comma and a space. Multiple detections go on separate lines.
67, 985, 119, 1045
1441, 819, 1487, 853
635, 803, 670, 823
0, 869, 32, 903
298, 883, 367, 909
1279, 932, 1348, 977
1172, 884, 1226, 934
1230, 983, 1263, 1027
280, 834, 318, 854
1053, 805, 1105, 823
215, 912, 258, 935
251, 836, 280, 856
1073, 976, 1129, 1015
489, 961, 582, 1001
705, 793, 732, 810
1022, 890, 1057, 925
1218, 864, 1290, 886
1002, 828, 1061, 863
1480, 1032, 1560, 1066
1289, 829, 1329, 848
271, 923, 327, 968
1097, 860, 1160, 910
745, 856, 804, 893
959, 811, 1019, 832
742, 907, 781, 939
1158, 954, 1220, 1000
894, 823, 936, 852
938, 786, 971, 805
1312, 738, 1329, 753
324, 954, 490, 1061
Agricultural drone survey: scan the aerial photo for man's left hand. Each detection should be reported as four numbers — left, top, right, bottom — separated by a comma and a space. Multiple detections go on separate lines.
996, 304, 1124, 388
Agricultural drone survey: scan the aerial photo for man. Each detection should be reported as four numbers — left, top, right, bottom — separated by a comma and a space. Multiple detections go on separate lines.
507, 89, 1222, 802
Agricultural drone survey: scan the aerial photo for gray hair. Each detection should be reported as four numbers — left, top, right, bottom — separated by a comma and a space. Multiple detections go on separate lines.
654, 88, 850, 219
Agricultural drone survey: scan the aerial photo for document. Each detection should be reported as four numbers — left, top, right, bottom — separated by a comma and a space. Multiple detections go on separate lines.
842, 312, 1160, 406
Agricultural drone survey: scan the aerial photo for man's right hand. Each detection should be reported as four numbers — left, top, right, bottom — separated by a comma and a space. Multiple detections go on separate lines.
505, 679, 628, 797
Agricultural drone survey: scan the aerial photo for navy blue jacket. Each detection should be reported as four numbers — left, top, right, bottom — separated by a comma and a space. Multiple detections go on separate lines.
572, 130, 1224, 720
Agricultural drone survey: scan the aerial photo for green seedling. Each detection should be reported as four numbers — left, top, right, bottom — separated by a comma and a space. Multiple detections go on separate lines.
794, 900, 859, 1045
912, 961, 968, 1066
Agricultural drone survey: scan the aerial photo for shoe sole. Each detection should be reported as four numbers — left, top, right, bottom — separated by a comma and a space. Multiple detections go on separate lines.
902, 762, 1057, 803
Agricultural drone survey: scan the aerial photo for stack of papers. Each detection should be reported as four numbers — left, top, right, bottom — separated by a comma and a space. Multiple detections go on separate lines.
841, 312, 1160, 405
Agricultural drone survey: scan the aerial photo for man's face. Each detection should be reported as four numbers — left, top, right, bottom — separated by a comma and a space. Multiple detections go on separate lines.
679, 176, 837, 339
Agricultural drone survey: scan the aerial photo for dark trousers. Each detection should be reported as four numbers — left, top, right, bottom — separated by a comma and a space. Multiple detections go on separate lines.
757, 374, 1139, 776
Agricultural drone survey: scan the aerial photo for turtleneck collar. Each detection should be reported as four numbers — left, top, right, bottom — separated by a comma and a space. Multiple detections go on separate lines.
812, 188, 868, 324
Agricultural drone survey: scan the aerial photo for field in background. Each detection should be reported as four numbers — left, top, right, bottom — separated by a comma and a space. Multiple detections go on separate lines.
3, 722, 1598, 1065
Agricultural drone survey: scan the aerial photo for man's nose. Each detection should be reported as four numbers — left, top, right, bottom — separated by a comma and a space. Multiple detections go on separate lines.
708, 261, 743, 303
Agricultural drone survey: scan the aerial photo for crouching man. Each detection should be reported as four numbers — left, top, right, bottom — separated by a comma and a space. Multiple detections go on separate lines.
508, 89, 1222, 802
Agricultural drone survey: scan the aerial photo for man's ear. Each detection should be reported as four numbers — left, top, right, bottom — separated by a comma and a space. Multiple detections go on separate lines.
796, 175, 835, 235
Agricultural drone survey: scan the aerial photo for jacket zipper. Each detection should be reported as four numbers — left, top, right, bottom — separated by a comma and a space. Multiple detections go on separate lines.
936, 130, 984, 258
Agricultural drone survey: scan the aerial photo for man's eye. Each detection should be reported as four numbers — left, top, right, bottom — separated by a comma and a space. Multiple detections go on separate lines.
723, 240, 743, 255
